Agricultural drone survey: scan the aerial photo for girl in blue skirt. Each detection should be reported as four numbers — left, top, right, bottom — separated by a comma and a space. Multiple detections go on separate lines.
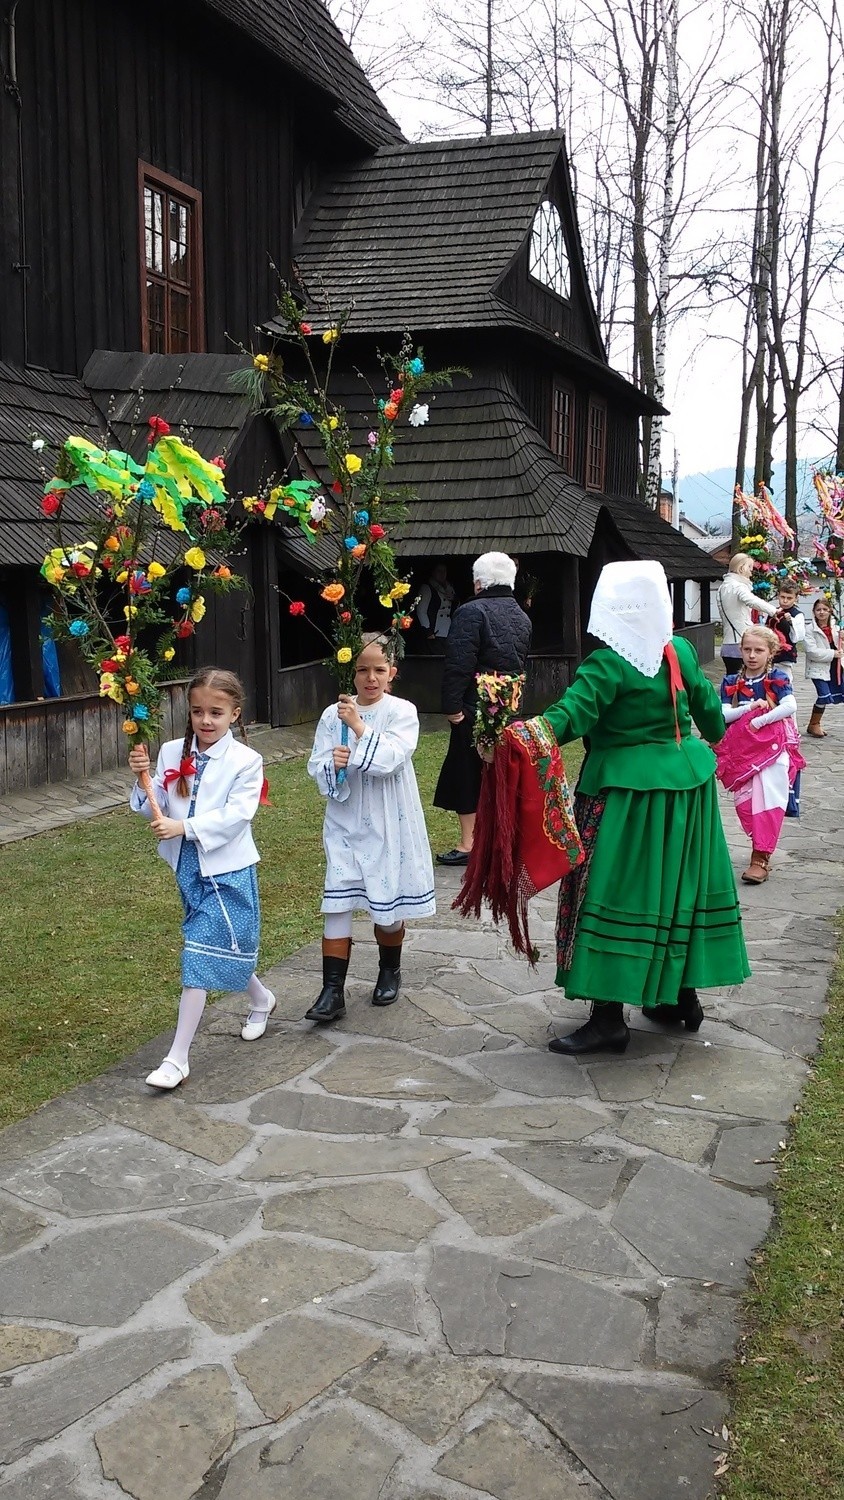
129, 668, 273, 1090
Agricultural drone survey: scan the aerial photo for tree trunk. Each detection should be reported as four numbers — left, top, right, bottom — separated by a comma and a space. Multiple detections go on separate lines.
645, 0, 679, 511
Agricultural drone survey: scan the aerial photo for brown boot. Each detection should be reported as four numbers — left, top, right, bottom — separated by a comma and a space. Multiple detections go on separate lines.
741, 850, 770, 885
806, 707, 827, 737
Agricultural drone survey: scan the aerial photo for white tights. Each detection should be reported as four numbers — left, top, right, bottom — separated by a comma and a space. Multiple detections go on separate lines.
323, 913, 402, 939
167, 973, 273, 1066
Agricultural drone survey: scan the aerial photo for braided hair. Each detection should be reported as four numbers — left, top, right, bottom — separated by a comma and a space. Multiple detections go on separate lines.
177, 668, 246, 795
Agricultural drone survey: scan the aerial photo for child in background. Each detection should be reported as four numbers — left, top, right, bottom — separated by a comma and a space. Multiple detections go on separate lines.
804, 596, 843, 737
770, 582, 806, 683
717, 627, 805, 885
305, 635, 435, 1023
129, 668, 274, 1090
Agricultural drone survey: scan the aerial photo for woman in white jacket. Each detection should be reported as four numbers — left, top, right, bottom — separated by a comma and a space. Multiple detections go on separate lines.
717, 554, 778, 669
804, 596, 843, 736
128, 668, 274, 1091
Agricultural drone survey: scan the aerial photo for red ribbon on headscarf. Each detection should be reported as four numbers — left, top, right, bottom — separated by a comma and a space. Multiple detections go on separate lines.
664, 641, 684, 744
162, 755, 197, 789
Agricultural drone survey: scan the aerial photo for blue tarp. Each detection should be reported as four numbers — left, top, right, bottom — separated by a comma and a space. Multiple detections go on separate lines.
0, 604, 15, 704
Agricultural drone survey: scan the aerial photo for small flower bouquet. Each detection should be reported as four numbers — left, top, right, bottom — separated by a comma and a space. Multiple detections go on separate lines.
473, 671, 527, 760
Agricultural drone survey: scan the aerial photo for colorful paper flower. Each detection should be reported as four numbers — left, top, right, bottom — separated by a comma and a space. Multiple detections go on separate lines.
344, 537, 358, 550
104, 535, 120, 551
379, 593, 394, 609
288, 601, 306, 616
214, 565, 232, 580
321, 583, 345, 604
300, 322, 312, 335
123, 604, 138, 618
147, 415, 170, 444
337, 646, 352, 664
354, 510, 369, 525
351, 544, 367, 560
408, 403, 429, 427
367, 430, 378, 447
390, 581, 411, 600
122, 719, 139, 734
184, 547, 206, 570
162, 646, 175, 661
407, 357, 425, 376
100, 658, 118, 673
175, 586, 191, 605
41, 492, 61, 516
212, 455, 226, 471
124, 679, 139, 695
132, 704, 149, 721
384, 402, 399, 421
343, 453, 362, 475
389, 388, 403, 404
369, 523, 386, 540
146, 562, 166, 580
69, 619, 89, 637
331, 481, 344, 496
253, 353, 270, 372
129, 570, 152, 594
309, 497, 326, 522
340, 610, 352, 623
114, 634, 131, 651
190, 596, 206, 622
322, 328, 340, 344
327, 416, 339, 430
399, 615, 412, 629
32, 438, 46, 453
137, 478, 156, 500
299, 412, 315, 427
175, 619, 195, 638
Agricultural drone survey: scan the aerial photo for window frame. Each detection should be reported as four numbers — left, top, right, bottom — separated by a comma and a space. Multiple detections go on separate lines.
138, 161, 206, 354
528, 199, 571, 302
585, 396, 607, 492
550, 379, 575, 474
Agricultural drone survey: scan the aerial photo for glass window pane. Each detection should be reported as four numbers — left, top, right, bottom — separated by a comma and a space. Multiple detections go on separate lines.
529, 201, 570, 299
169, 288, 191, 352
147, 280, 165, 352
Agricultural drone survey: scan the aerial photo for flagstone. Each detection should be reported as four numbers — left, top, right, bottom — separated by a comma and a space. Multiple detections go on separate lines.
0, 1100, 96, 1168
655, 1285, 741, 1373
187, 1031, 335, 1103
243, 1135, 462, 1181
0, 1457, 83, 1499
710, 1123, 785, 1188
81, 1091, 252, 1164
0, 1200, 47, 1258
0, 1325, 77, 1375
352, 1352, 493, 1442
95, 1365, 236, 1500
466, 1046, 598, 1098
249, 1089, 408, 1133
420, 1101, 606, 1141
587, 1061, 670, 1103
660, 1046, 807, 1120
172, 1197, 261, 1238
335, 1279, 421, 1335
216, 1408, 402, 1500
429, 1156, 555, 1236
436, 1417, 585, 1500
235, 1314, 382, 1420
616, 1106, 719, 1162
185, 1237, 371, 1335
314, 1043, 494, 1102
519, 1213, 639, 1277
499, 1142, 629, 1207
263, 1179, 444, 1250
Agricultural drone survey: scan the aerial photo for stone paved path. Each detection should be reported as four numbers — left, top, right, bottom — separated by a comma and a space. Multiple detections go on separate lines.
0, 682, 838, 1500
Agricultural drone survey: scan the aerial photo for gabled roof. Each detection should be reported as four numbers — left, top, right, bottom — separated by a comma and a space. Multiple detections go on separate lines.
277, 132, 566, 336
292, 367, 720, 577
201, 0, 403, 149
83, 352, 256, 462
0, 363, 103, 567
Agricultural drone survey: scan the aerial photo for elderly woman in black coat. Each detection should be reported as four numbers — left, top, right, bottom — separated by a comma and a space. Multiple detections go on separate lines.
434, 552, 532, 865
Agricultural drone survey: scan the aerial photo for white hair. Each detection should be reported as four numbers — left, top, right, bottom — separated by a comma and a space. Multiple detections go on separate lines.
473, 551, 517, 590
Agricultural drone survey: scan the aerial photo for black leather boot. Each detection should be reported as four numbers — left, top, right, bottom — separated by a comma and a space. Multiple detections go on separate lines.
372, 924, 403, 1006
548, 1002, 630, 1056
305, 942, 350, 1023
642, 988, 704, 1032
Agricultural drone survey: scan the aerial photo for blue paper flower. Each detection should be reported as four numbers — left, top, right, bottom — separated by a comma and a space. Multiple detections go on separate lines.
377, 399, 386, 412
344, 537, 358, 550
137, 478, 156, 501
132, 704, 149, 721
408, 357, 425, 377
354, 510, 369, 526
176, 586, 191, 605
299, 411, 315, 427
69, 619, 89, 638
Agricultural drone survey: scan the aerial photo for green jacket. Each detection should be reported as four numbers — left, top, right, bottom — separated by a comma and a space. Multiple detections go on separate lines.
543, 636, 726, 794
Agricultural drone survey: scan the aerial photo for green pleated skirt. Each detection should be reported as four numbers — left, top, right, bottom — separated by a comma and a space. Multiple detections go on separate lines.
556, 778, 750, 1006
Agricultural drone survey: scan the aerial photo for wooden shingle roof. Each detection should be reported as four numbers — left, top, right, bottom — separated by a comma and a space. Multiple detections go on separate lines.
293, 368, 719, 577
83, 352, 256, 462
276, 132, 566, 337
201, 0, 403, 149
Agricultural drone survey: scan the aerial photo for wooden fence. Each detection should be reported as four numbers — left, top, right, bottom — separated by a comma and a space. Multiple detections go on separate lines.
0, 681, 190, 796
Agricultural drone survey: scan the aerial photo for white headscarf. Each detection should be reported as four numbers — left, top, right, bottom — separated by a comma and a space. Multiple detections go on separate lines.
587, 560, 674, 678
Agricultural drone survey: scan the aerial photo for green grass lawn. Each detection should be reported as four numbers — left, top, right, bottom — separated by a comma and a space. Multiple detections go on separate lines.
719, 924, 844, 1497
0, 731, 581, 1128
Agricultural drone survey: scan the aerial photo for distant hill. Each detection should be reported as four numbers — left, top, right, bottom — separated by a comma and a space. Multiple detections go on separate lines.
679, 459, 826, 533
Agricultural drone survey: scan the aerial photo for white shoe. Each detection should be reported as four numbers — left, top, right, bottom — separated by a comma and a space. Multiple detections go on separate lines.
240, 992, 277, 1042
145, 1057, 189, 1090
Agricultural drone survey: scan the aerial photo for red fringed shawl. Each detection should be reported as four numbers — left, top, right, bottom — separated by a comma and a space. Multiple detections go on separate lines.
454, 715, 584, 962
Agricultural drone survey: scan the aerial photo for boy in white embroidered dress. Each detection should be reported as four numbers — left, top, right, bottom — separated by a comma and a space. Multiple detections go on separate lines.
305, 636, 436, 1022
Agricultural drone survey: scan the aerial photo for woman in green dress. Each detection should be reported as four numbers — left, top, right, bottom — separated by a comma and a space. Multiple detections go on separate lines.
545, 560, 750, 1056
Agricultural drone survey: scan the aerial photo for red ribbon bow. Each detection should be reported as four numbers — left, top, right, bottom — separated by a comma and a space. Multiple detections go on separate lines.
162, 755, 197, 789
724, 678, 754, 700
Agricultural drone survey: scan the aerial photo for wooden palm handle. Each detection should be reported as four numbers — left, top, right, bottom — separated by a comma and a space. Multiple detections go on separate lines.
139, 767, 163, 821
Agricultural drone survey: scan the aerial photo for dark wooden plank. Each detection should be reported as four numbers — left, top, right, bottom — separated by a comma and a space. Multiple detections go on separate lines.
45, 704, 68, 783
25, 710, 48, 786
4, 715, 28, 792
99, 699, 121, 774
82, 698, 104, 777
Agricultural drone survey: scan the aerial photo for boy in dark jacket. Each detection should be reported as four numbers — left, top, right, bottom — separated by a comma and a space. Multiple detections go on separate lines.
434, 552, 532, 865
771, 583, 806, 683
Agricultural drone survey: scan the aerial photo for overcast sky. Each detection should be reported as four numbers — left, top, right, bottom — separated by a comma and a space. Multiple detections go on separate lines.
331, 0, 842, 499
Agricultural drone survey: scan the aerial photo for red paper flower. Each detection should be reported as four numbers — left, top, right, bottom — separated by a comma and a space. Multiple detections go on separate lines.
71, 561, 90, 578
113, 634, 131, 651
147, 415, 170, 445
331, 481, 344, 495
100, 554, 114, 570
288, 601, 306, 616
399, 615, 412, 629
212, 454, 226, 471
369, 523, 386, 540
253, 499, 266, 513
340, 610, 352, 623
300, 322, 312, 335
389, 388, 403, 404
41, 492, 61, 516
100, 658, 118, 673
175, 619, 195, 639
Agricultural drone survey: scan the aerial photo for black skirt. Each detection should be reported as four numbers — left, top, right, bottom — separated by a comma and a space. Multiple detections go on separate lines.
434, 715, 483, 815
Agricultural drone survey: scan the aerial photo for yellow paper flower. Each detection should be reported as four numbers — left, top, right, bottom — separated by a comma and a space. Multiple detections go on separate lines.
125, 679, 139, 695
253, 353, 270, 372
323, 328, 340, 344
343, 453, 362, 475
390, 581, 411, 600
114, 650, 126, 664
190, 596, 206, 622
184, 546, 206, 570
116, 569, 128, 584
337, 646, 353, 664
241, 496, 257, 512
328, 416, 339, 430
122, 719, 139, 735
162, 646, 175, 661
147, 562, 166, 580
379, 593, 394, 609
124, 604, 138, 619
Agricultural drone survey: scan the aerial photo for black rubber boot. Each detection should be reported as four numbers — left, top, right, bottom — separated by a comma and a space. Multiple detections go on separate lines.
642, 988, 704, 1033
548, 1002, 630, 1056
372, 925, 403, 1006
305, 946, 350, 1023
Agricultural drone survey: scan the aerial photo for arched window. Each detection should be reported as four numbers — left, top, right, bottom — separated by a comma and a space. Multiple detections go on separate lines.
528, 201, 570, 299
